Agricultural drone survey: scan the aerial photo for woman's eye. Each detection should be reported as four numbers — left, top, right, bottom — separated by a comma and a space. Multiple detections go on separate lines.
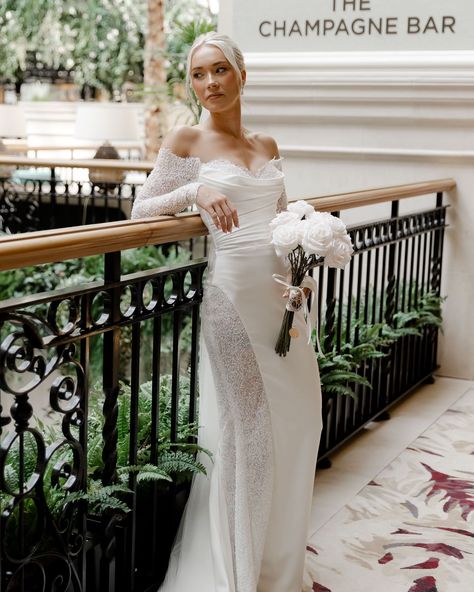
217, 67, 227, 73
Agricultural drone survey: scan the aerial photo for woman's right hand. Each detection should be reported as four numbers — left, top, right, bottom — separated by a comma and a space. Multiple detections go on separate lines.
196, 185, 240, 233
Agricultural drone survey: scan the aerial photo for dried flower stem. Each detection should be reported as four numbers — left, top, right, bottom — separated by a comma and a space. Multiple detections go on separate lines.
275, 247, 322, 356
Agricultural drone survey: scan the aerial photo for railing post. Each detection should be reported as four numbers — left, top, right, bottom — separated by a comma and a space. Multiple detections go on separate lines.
323, 211, 340, 354
428, 191, 445, 374
101, 252, 121, 484
321, 212, 339, 458
78, 293, 91, 589
49, 166, 57, 229
383, 200, 399, 409
100, 250, 121, 592
430, 192, 444, 294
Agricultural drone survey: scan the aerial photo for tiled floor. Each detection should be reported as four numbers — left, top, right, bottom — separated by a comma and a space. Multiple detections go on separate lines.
309, 376, 474, 535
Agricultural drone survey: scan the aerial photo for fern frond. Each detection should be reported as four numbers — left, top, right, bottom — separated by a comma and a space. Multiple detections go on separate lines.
89, 497, 131, 515
158, 451, 207, 476
158, 440, 213, 461
64, 483, 132, 515
323, 384, 358, 399
118, 464, 173, 483
321, 372, 371, 388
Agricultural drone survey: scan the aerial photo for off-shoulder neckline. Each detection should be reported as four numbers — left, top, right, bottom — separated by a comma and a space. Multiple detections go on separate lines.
159, 146, 284, 178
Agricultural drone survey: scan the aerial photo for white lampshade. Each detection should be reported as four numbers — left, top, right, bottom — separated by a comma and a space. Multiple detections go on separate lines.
0, 105, 27, 138
74, 103, 140, 142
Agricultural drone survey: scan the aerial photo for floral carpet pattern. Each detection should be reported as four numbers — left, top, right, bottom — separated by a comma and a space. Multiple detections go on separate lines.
308, 388, 474, 592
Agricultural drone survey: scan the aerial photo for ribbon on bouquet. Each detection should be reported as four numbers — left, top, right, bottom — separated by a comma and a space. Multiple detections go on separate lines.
272, 273, 323, 355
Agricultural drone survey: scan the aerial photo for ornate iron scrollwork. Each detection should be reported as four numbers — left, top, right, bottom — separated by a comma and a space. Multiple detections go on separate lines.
0, 180, 41, 235
0, 310, 85, 591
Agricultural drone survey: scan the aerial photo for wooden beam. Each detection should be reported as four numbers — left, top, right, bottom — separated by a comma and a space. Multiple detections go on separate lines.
0, 178, 456, 272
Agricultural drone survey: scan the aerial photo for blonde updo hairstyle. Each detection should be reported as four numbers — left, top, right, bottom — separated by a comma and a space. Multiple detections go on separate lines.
185, 32, 246, 109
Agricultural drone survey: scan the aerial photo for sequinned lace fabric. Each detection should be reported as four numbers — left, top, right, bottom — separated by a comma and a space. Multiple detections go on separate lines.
131, 148, 202, 218
201, 284, 273, 592
130, 147, 288, 219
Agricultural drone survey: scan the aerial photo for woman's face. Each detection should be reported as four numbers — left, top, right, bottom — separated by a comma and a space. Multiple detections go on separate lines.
190, 44, 245, 113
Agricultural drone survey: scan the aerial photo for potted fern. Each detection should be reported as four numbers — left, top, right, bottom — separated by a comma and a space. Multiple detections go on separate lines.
0, 375, 210, 592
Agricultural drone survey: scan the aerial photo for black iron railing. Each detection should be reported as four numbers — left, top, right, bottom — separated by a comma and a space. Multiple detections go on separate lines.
315, 195, 447, 463
0, 253, 206, 592
0, 156, 151, 234
0, 178, 453, 591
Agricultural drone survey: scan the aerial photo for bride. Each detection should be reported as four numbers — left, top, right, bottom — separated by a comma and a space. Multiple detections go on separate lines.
131, 31, 322, 592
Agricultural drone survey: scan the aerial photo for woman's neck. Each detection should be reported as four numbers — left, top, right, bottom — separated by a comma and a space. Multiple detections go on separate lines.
206, 107, 246, 141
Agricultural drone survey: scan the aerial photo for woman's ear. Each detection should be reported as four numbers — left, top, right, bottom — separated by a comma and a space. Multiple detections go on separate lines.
241, 69, 247, 89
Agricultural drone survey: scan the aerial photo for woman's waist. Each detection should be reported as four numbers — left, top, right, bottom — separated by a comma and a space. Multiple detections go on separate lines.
209, 226, 275, 252
213, 241, 276, 256
207, 245, 287, 280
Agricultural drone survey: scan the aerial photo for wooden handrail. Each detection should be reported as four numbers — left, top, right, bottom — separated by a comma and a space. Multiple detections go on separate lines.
0, 178, 455, 272
0, 155, 153, 172
312, 178, 455, 211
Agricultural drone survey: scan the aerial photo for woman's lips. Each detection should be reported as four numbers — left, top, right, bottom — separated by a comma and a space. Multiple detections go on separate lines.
208, 93, 224, 99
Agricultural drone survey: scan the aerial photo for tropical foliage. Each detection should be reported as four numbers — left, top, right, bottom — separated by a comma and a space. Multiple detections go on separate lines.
0, 375, 211, 544
315, 289, 445, 399
0, 0, 146, 94
0, 0, 216, 98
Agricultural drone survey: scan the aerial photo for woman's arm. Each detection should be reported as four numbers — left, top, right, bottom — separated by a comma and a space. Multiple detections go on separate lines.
132, 127, 239, 232
131, 127, 202, 219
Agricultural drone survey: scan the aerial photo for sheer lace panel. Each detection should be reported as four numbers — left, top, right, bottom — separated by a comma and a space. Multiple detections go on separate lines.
131, 147, 202, 218
201, 284, 273, 592
272, 158, 288, 213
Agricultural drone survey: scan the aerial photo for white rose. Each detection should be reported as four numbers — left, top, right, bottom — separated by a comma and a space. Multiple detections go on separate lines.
296, 219, 310, 242
325, 214, 347, 238
309, 211, 347, 238
287, 199, 314, 219
271, 223, 300, 257
308, 211, 327, 223
324, 235, 354, 269
301, 221, 334, 257
269, 210, 300, 229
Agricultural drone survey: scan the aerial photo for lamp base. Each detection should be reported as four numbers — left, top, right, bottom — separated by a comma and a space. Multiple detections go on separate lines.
0, 139, 15, 179
89, 141, 126, 186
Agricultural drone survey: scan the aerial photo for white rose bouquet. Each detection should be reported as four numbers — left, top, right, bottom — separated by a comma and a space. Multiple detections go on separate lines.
270, 200, 353, 356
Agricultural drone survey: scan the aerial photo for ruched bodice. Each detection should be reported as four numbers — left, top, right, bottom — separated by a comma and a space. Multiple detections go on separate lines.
197, 165, 285, 253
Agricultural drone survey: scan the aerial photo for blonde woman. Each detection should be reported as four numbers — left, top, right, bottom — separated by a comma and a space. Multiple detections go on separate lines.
131, 32, 322, 592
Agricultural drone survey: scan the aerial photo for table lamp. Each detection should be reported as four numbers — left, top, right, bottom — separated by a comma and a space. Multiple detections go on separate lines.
74, 103, 140, 185
0, 104, 27, 178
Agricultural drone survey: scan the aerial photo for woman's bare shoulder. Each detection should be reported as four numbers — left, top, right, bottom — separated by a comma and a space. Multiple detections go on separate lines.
160, 125, 201, 158
249, 130, 280, 159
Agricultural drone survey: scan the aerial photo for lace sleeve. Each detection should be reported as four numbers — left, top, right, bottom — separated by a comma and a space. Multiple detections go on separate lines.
131, 147, 202, 219
272, 158, 288, 213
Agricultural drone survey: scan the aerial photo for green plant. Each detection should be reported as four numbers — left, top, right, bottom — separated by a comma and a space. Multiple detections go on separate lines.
85, 376, 211, 481
164, 19, 217, 122
393, 291, 445, 332
314, 290, 445, 399
0, 373, 211, 552
0, 0, 146, 95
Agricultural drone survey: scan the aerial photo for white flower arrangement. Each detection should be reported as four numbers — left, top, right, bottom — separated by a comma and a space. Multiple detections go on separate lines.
270, 200, 354, 356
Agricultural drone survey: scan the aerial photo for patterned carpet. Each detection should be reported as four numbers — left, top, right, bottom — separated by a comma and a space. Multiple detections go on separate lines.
308, 387, 474, 592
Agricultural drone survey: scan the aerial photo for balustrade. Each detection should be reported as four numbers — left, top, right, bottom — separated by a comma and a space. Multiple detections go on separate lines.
0, 178, 453, 591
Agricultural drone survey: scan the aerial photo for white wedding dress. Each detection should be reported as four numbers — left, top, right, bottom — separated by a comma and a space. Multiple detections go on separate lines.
131, 148, 322, 592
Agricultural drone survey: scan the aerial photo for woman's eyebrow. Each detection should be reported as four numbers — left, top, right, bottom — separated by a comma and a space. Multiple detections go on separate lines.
191, 61, 227, 71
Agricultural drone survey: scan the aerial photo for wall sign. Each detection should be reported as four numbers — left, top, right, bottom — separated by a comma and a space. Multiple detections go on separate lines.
226, 0, 474, 51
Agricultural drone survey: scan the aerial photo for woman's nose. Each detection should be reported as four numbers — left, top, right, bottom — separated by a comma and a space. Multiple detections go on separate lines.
206, 74, 218, 87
